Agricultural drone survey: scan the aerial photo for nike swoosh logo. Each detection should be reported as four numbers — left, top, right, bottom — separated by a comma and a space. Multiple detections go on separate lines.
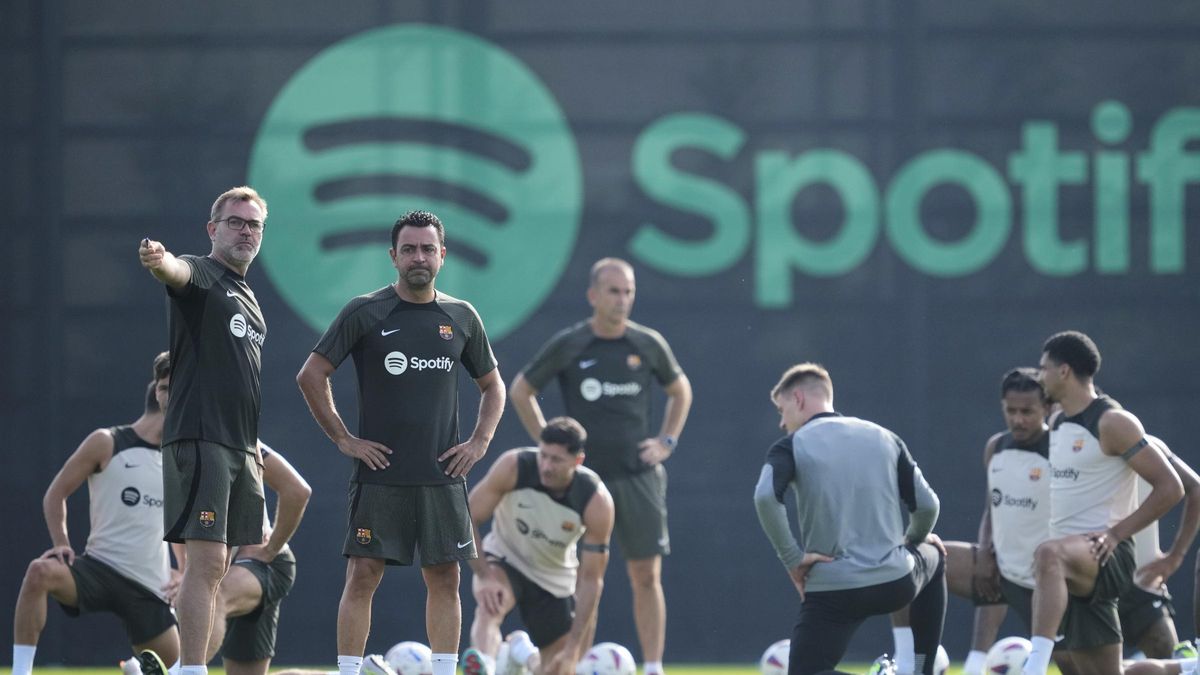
381, 328, 401, 336
580, 359, 597, 369
457, 540, 473, 549
517, 503, 531, 508
124, 463, 139, 468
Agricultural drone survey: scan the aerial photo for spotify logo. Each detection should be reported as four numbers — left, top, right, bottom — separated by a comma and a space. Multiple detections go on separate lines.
249, 24, 583, 340
229, 314, 248, 338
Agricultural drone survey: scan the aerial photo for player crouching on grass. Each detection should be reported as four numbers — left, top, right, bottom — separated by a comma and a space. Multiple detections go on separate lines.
462, 417, 615, 675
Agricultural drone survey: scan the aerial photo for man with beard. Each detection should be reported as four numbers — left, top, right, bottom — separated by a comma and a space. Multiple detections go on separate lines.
297, 210, 505, 675
138, 187, 270, 675
1021, 331, 1183, 675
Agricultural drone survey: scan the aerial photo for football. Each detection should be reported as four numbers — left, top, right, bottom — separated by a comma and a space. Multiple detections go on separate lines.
758, 639, 789, 675
985, 636, 1032, 674
385, 641, 433, 675
576, 642, 636, 675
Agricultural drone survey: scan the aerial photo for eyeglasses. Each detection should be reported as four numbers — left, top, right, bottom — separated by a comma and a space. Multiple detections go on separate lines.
216, 216, 265, 233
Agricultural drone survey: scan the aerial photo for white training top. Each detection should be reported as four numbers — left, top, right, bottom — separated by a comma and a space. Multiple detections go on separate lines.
988, 430, 1051, 589
1048, 397, 1138, 538
484, 449, 600, 598
85, 426, 171, 600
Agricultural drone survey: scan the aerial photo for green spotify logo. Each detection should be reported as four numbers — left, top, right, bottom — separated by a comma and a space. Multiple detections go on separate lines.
248, 24, 582, 339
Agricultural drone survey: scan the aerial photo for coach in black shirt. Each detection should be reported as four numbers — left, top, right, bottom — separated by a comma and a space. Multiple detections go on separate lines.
138, 186, 270, 675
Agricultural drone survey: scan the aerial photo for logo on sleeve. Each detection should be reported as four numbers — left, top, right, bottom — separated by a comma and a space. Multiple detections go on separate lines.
356, 527, 372, 545
199, 511, 216, 528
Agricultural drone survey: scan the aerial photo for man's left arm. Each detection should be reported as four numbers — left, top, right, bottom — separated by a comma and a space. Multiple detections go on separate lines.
639, 373, 693, 466
551, 487, 615, 674
1136, 437, 1200, 586
1093, 411, 1183, 563
258, 448, 312, 560
439, 368, 506, 478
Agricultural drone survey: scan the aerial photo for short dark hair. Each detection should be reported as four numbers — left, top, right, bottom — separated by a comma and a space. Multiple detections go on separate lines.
1001, 367, 1046, 401
540, 416, 587, 455
770, 362, 833, 400
1042, 331, 1101, 379
152, 351, 171, 382
391, 210, 445, 249
144, 381, 159, 413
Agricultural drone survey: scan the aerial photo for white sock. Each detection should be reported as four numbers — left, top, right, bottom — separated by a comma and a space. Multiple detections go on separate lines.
432, 653, 457, 675
337, 655, 362, 675
12, 645, 36, 675
892, 627, 915, 675
1182, 658, 1198, 675
169, 660, 182, 675
179, 666, 207, 675
509, 633, 537, 666
1022, 636, 1055, 675
644, 661, 663, 675
963, 650, 987, 675
122, 655, 144, 675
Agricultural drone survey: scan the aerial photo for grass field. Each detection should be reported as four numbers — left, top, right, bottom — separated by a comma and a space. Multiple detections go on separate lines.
24, 666, 1067, 675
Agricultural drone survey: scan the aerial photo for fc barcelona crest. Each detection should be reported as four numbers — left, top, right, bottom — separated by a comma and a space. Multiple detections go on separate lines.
562, 521, 576, 532
356, 527, 373, 545
199, 511, 216, 528
626, 354, 642, 370
438, 325, 454, 341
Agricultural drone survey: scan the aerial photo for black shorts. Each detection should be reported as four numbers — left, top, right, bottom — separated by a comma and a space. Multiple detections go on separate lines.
492, 558, 575, 648
163, 440, 265, 546
606, 466, 669, 559
1059, 538, 1136, 651
790, 543, 946, 675
62, 554, 176, 645
220, 548, 297, 661
1118, 583, 1175, 647
343, 481, 476, 566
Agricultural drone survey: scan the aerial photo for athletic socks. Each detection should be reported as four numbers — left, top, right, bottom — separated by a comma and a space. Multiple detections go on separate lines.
178, 666, 206, 675
643, 661, 664, 675
962, 649, 987, 675
12, 645, 36, 675
892, 627, 915, 675
337, 655, 363, 675
509, 632, 537, 667
1021, 636, 1055, 675
432, 652, 458, 675
168, 660, 182, 675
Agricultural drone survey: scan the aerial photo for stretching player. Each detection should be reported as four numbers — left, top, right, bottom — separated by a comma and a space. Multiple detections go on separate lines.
462, 417, 614, 675
1022, 332, 1183, 675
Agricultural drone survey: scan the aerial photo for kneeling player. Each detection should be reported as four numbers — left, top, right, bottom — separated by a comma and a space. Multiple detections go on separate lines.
463, 418, 614, 675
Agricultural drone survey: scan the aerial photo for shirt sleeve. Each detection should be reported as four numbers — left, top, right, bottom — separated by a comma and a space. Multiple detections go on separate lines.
894, 433, 940, 543
521, 327, 578, 390
643, 328, 683, 387
313, 298, 373, 368
754, 437, 804, 569
461, 303, 498, 380
166, 255, 215, 300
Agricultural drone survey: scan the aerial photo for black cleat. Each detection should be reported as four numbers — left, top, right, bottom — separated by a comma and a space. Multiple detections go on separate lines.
137, 650, 168, 675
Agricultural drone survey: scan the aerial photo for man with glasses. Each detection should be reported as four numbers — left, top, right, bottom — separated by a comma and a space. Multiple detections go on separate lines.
137, 187, 271, 675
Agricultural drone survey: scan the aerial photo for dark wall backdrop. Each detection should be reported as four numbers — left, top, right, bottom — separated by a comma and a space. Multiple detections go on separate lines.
4, 0, 1200, 666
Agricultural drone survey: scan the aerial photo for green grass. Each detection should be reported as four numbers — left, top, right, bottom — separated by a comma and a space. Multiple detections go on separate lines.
29, 665, 1065, 675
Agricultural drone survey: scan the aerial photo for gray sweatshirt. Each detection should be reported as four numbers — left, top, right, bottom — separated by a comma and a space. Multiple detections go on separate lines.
754, 412, 940, 592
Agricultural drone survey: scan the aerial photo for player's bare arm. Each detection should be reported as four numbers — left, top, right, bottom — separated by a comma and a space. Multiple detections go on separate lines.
241, 448, 311, 563
1089, 410, 1183, 563
296, 352, 393, 470
439, 367, 506, 478
42, 429, 115, 565
638, 372, 693, 466
508, 373, 547, 443
974, 434, 1004, 601
466, 451, 519, 616
1136, 438, 1200, 587
555, 485, 615, 670
138, 238, 192, 289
